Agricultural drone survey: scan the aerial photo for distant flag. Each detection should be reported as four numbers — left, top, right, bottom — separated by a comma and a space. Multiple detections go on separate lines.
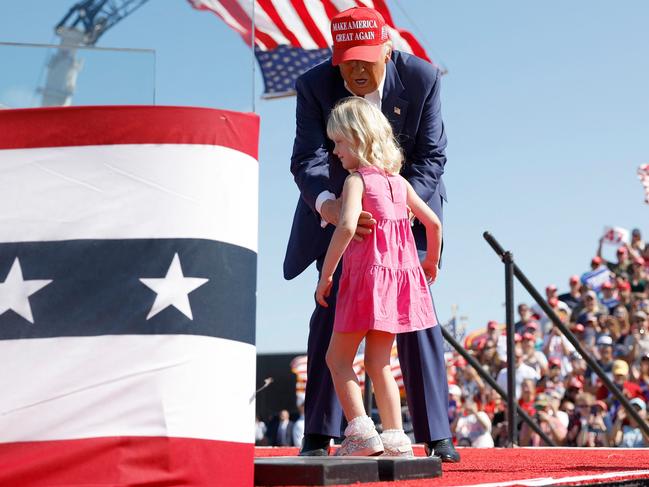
0, 106, 260, 487
188, 0, 433, 98
638, 163, 649, 204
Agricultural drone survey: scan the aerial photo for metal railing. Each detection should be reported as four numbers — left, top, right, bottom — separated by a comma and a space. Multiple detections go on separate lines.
483, 231, 649, 444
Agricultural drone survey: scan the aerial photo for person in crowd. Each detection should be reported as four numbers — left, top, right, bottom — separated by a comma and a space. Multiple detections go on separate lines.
539, 357, 567, 399
611, 397, 649, 447
255, 414, 268, 446
566, 392, 594, 446
496, 344, 540, 399
284, 5, 458, 461
268, 409, 295, 447
585, 335, 616, 390
630, 229, 646, 255
597, 239, 631, 280
580, 256, 615, 293
452, 395, 494, 447
576, 291, 607, 325
518, 378, 537, 417
521, 332, 548, 376
558, 275, 582, 310
637, 354, 649, 403
514, 303, 533, 335
599, 281, 620, 313
629, 258, 647, 295
519, 393, 567, 446
544, 323, 575, 379
315, 97, 443, 457
630, 311, 649, 365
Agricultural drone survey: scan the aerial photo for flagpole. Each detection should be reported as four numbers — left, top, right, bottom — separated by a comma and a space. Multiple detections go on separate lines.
251, 0, 256, 113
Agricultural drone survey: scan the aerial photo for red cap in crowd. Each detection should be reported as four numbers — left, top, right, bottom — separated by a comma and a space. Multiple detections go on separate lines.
568, 377, 584, 389
594, 400, 608, 412
522, 332, 535, 341
617, 246, 628, 255
591, 256, 602, 266
331, 7, 389, 65
546, 284, 557, 293
487, 320, 499, 330
526, 321, 539, 331
601, 281, 613, 290
618, 281, 631, 291
569, 275, 580, 285
548, 357, 561, 368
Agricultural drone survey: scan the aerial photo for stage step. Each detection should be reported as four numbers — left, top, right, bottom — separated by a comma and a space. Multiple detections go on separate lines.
254, 456, 442, 485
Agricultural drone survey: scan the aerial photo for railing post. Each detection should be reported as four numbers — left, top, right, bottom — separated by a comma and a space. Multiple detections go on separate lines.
503, 251, 517, 447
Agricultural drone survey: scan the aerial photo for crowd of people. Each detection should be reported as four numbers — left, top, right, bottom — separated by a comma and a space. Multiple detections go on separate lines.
448, 230, 649, 447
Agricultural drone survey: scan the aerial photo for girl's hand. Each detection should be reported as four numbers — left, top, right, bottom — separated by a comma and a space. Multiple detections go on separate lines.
421, 259, 438, 285
316, 276, 333, 307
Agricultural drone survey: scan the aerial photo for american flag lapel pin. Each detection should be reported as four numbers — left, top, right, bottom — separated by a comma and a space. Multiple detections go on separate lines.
393, 106, 401, 115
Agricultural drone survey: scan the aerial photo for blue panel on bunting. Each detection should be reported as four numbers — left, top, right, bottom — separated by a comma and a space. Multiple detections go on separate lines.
255, 45, 331, 98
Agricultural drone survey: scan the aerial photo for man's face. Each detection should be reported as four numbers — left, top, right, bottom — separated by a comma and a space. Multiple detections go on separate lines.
338, 49, 390, 96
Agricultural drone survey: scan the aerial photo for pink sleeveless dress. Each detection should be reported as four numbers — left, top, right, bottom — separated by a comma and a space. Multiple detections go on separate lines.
334, 166, 437, 334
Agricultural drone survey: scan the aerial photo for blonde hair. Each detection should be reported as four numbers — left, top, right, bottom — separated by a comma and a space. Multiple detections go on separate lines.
327, 97, 403, 174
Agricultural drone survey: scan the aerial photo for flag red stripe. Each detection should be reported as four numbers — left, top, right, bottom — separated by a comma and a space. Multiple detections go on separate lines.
0, 105, 260, 159
0, 437, 252, 487
257, 0, 304, 47
397, 29, 431, 62
365, 0, 396, 27
290, 0, 330, 48
321, 0, 342, 18
217, 0, 279, 49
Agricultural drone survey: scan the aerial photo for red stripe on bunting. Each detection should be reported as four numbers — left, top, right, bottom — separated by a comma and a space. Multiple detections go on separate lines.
290, 0, 330, 48
370, 0, 396, 27
257, 0, 303, 48
0, 105, 260, 159
0, 436, 253, 487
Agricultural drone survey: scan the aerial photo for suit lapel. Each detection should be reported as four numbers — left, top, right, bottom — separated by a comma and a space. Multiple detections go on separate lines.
382, 60, 408, 136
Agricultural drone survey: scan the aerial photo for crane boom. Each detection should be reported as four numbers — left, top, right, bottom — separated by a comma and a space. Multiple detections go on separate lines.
56, 0, 150, 46
41, 0, 150, 106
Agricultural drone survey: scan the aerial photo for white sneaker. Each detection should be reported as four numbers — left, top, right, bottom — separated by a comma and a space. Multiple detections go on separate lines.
380, 429, 414, 457
334, 415, 384, 457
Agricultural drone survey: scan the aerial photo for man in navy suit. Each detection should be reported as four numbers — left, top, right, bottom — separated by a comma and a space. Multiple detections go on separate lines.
284, 6, 459, 462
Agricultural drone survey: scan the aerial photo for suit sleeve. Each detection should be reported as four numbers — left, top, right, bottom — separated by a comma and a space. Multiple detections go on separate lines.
401, 69, 447, 203
290, 75, 332, 212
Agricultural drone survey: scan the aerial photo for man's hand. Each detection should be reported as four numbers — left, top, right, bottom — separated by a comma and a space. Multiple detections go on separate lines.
316, 275, 333, 307
321, 198, 375, 241
421, 259, 438, 284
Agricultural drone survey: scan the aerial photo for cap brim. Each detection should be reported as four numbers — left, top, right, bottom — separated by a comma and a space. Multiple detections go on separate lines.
332, 44, 384, 66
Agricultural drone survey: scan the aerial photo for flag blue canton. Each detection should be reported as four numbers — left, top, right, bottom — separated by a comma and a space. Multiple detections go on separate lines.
255, 45, 331, 98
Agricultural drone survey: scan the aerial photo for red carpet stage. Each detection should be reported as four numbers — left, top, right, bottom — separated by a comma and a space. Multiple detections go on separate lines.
255, 446, 649, 486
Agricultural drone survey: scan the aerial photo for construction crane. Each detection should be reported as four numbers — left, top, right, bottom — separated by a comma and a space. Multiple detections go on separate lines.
40, 0, 149, 107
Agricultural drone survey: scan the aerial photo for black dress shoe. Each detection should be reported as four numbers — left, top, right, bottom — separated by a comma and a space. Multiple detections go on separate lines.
426, 438, 460, 463
299, 434, 332, 456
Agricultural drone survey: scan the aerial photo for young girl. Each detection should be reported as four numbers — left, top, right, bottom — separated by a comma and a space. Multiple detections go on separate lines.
315, 97, 442, 456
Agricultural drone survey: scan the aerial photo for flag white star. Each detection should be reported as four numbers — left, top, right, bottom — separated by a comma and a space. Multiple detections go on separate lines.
140, 253, 208, 320
0, 257, 52, 324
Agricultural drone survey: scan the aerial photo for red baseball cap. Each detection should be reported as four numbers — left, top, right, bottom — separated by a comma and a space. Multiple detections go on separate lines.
549, 357, 561, 367
617, 246, 628, 254
601, 281, 613, 290
487, 320, 499, 330
569, 275, 580, 285
618, 281, 631, 291
331, 7, 389, 66
546, 284, 557, 293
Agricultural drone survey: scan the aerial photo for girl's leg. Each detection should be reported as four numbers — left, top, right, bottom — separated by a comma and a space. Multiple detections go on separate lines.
325, 330, 367, 422
364, 331, 402, 430
366, 331, 413, 456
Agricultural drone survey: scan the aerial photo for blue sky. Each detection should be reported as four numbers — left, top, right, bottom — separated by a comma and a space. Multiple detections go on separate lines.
2, 1, 648, 353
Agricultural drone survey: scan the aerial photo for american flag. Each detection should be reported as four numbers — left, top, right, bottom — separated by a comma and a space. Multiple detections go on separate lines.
638, 163, 649, 204
188, 0, 432, 97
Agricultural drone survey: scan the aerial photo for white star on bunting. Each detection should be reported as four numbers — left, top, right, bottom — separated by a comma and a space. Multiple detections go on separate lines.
0, 257, 52, 324
140, 253, 208, 320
